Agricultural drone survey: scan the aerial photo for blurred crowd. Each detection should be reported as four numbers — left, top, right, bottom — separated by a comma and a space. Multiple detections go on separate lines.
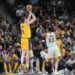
0, 0, 75, 74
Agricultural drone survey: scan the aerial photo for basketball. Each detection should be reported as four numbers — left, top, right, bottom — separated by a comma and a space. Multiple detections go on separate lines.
26, 5, 33, 12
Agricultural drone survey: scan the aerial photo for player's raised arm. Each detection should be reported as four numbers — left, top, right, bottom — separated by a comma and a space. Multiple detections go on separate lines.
27, 12, 36, 25
26, 5, 36, 25
26, 12, 32, 21
52, 24, 62, 35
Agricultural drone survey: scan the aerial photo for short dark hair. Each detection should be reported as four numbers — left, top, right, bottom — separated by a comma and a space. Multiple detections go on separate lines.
21, 16, 26, 23
47, 26, 54, 32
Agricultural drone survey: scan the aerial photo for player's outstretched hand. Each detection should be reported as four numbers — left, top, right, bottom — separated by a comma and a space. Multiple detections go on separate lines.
26, 5, 33, 12
29, 11, 32, 14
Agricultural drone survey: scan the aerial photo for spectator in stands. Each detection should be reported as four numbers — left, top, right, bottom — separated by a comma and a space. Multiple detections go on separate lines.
4, 34, 12, 48
36, 25, 45, 38
7, 48, 20, 71
5, 34, 12, 40
0, 49, 12, 74
0, 31, 4, 45
31, 25, 36, 38
66, 54, 75, 72
11, 26, 18, 39
32, 36, 39, 46
15, 46, 21, 58
0, 45, 3, 51
16, 33, 21, 44
16, 6, 24, 17
4, 28, 9, 35
8, 44, 13, 51
0, 17, 7, 29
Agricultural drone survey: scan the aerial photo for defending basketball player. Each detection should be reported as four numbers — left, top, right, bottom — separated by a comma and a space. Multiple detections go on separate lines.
56, 34, 62, 59
20, 5, 36, 71
42, 24, 62, 74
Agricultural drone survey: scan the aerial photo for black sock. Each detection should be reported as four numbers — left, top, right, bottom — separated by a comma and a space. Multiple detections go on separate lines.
47, 62, 53, 73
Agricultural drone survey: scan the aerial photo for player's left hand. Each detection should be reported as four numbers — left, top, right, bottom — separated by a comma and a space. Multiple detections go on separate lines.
29, 11, 32, 14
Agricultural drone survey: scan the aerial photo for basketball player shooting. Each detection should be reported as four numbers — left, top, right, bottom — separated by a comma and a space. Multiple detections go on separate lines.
20, 5, 36, 71
42, 24, 62, 74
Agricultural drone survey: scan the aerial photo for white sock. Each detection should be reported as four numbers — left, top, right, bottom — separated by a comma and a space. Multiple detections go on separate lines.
36, 58, 39, 70
26, 52, 29, 69
55, 60, 59, 72
52, 68, 55, 72
26, 63, 29, 69
30, 59, 33, 70
42, 68, 45, 72
21, 51, 25, 66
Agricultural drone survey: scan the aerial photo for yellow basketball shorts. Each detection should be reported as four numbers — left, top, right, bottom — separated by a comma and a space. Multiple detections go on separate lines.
21, 38, 31, 51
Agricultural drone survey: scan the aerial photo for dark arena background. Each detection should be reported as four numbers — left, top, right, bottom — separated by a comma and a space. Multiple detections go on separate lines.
0, 0, 75, 75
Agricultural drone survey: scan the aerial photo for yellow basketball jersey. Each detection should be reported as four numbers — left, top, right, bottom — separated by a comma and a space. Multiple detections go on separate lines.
7, 54, 18, 60
62, 48, 65, 56
7, 54, 13, 60
13, 54, 18, 59
61, 30, 64, 35
20, 23, 31, 38
56, 39, 62, 51
0, 57, 4, 61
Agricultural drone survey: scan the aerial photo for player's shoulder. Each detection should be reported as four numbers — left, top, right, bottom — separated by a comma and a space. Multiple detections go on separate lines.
46, 33, 49, 35
51, 32, 55, 36
20, 23, 24, 27
46, 32, 54, 36
47, 32, 54, 34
